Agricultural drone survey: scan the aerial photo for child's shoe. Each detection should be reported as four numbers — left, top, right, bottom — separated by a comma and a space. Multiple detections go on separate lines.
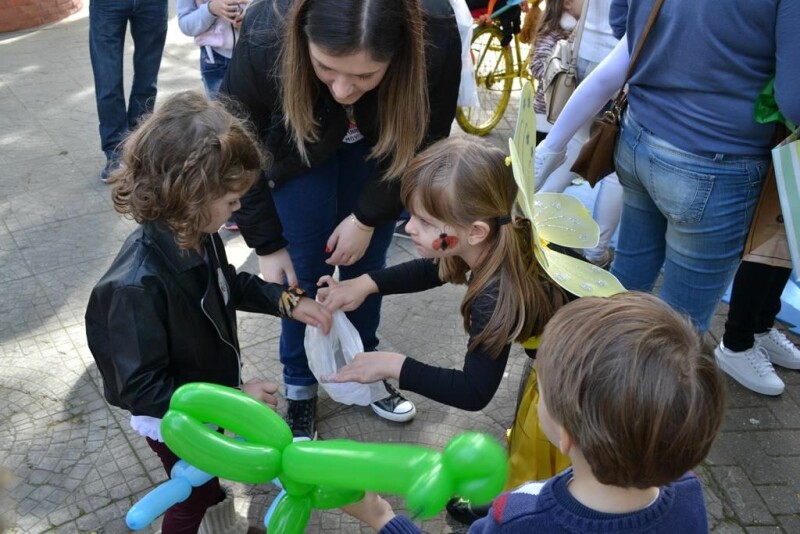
371, 381, 416, 422
286, 397, 317, 441
755, 328, 800, 370
197, 486, 249, 534
714, 341, 784, 396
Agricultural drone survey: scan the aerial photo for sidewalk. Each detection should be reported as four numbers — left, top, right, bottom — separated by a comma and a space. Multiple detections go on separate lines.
1, 5, 799, 533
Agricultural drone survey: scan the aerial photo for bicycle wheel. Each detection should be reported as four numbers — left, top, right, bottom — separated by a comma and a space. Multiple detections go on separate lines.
456, 23, 513, 136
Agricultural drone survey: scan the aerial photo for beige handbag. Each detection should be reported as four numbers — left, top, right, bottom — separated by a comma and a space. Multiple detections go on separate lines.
541, 0, 589, 124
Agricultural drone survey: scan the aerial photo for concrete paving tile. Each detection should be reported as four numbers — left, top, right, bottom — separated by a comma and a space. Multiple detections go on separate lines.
710, 466, 776, 526
776, 514, 800, 532
756, 430, 800, 457
755, 485, 800, 516
12, 212, 135, 276
723, 407, 784, 432
712, 522, 747, 534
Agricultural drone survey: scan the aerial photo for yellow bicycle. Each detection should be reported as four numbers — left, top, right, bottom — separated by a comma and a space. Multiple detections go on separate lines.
456, 4, 533, 136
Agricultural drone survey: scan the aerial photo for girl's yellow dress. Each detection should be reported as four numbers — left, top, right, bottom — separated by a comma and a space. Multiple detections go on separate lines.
505, 346, 570, 489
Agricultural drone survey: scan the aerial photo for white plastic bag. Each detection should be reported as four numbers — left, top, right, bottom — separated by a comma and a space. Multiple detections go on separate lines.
449, 0, 480, 108
304, 310, 387, 406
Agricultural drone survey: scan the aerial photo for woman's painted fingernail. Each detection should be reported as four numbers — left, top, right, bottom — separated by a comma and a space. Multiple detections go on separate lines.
324, 246, 332, 254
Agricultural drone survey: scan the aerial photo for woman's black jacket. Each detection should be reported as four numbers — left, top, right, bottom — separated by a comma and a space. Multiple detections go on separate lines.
221, 0, 462, 255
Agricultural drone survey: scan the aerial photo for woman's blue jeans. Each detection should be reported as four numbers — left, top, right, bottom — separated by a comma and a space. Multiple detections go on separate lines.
271, 140, 395, 400
89, 0, 168, 159
611, 110, 769, 332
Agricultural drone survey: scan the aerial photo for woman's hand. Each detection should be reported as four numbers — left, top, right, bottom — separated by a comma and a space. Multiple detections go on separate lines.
341, 492, 396, 531
258, 248, 297, 286
325, 215, 374, 266
328, 351, 406, 383
316, 274, 378, 312
291, 297, 332, 334
241, 379, 279, 410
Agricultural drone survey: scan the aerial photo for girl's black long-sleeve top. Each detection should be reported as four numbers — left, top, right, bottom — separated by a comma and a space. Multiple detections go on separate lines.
369, 258, 516, 411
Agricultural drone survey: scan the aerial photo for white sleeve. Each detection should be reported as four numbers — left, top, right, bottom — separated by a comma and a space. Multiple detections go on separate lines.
539, 35, 631, 153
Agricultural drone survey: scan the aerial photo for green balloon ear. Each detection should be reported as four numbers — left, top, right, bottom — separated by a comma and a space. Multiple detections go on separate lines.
161, 410, 282, 484
169, 383, 293, 448
268, 494, 312, 534
443, 432, 508, 505
405, 463, 452, 519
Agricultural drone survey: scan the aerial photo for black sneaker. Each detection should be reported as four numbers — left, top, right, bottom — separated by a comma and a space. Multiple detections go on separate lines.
370, 381, 416, 422
446, 497, 492, 525
286, 397, 317, 441
393, 220, 412, 239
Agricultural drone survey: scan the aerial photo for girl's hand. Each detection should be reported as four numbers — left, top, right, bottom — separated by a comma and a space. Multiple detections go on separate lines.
208, 0, 241, 23
316, 275, 378, 312
259, 248, 297, 286
241, 379, 279, 410
291, 297, 332, 334
325, 215, 374, 266
328, 351, 406, 383
341, 492, 396, 531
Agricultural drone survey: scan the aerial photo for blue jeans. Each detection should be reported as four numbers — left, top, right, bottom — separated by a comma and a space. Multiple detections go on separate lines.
200, 47, 230, 100
271, 141, 395, 400
611, 110, 768, 332
89, 0, 168, 159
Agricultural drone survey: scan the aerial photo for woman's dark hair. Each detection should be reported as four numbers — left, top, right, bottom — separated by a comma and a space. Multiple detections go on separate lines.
281, 0, 428, 179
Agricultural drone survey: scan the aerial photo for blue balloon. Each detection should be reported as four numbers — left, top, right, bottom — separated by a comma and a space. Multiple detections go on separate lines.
127, 478, 192, 530
126, 460, 214, 530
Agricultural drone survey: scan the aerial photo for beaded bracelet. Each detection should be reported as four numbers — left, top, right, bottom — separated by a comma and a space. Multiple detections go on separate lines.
349, 213, 373, 232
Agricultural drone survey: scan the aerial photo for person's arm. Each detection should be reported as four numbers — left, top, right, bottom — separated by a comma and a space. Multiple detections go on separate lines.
609, 0, 628, 40
398, 289, 511, 411
369, 258, 444, 295
176, 0, 215, 37
530, 31, 557, 81
317, 259, 442, 312
220, 3, 289, 262
228, 265, 332, 333
536, 34, 630, 175
774, 0, 800, 125
106, 286, 176, 417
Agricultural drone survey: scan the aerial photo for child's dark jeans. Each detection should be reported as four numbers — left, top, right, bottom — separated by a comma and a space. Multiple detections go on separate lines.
146, 437, 224, 533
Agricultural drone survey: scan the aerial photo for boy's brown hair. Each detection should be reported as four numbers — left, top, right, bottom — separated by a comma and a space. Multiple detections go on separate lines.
110, 91, 265, 251
536, 292, 726, 488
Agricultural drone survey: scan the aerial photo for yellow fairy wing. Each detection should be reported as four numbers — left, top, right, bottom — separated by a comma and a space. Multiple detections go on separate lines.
533, 192, 600, 249
513, 80, 538, 188
509, 137, 535, 223
541, 247, 626, 297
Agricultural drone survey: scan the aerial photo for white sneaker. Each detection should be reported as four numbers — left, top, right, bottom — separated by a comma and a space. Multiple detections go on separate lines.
714, 341, 784, 396
534, 147, 567, 183
756, 328, 800, 370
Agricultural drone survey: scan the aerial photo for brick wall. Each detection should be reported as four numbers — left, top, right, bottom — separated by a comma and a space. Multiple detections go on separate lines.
0, 0, 82, 34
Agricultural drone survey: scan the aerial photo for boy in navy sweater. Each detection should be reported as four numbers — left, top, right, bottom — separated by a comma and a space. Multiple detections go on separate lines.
344, 292, 725, 533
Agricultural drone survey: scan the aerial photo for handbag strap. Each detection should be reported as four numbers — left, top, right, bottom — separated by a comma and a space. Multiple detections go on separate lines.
570, 0, 591, 67
610, 0, 664, 110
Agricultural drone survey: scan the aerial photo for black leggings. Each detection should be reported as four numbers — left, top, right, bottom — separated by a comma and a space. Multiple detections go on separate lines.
723, 261, 792, 352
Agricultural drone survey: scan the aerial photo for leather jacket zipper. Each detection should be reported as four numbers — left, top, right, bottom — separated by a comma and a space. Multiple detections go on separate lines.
202, 237, 243, 387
